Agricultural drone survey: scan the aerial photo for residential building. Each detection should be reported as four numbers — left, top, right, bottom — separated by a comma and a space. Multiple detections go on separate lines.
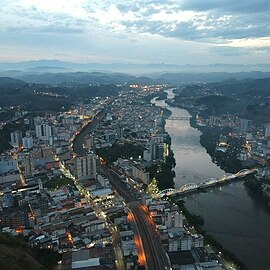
75, 154, 97, 180
10, 131, 22, 147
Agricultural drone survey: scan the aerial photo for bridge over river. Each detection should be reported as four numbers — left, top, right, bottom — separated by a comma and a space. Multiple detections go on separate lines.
167, 116, 190, 120
157, 168, 257, 198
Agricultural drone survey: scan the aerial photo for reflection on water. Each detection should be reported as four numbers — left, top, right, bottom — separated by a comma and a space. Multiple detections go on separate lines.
154, 95, 227, 188
153, 90, 270, 270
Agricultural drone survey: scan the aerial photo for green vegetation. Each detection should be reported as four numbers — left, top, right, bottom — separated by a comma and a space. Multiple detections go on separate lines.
0, 110, 15, 121
244, 176, 270, 206
162, 108, 172, 118
155, 91, 168, 101
146, 150, 176, 190
245, 103, 270, 124
0, 78, 120, 106
0, 94, 72, 112
196, 95, 240, 117
44, 176, 73, 190
96, 143, 145, 163
200, 127, 243, 173
69, 84, 120, 98
0, 233, 61, 270
0, 119, 29, 154
0, 77, 26, 89
176, 200, 204, 228
174, 77, 270, 124
143, 91, 167, 103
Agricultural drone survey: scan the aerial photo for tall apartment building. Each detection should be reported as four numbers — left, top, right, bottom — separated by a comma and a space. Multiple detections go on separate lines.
75, 154, 97, 180
22, 136, 33, 149
132, 164, 150, 184
240, 118, 252, 134
265, 123, 270, 138
35, 124, 53, 141
143, 136, 165, 161
24, 154, 35, 177
10, 131, 22, 147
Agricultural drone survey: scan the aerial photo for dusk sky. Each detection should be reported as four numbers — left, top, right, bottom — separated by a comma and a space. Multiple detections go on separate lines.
1, 0, 270, 65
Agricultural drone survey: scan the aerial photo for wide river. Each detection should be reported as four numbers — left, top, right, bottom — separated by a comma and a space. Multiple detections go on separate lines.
153, 90, 270, 270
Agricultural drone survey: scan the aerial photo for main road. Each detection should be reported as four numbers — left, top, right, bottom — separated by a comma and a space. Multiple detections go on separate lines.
129, 202, 171, 270
72, 102, 171, 270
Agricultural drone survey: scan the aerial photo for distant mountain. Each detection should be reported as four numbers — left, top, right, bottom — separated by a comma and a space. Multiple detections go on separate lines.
1, 60, 270, 85
205, 77, 270, 98
1, 70, 270, 85
1, 59, 270, 74
174, 77, 270, 122
0, 77, 122, 111
0, 77, 26, 88
155, 71, 270, 84
0, 71, 135, 85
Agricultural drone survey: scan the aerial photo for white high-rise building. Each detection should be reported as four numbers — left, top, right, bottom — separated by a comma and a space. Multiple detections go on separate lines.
143, 149, 151, 162
165, 212, 172, 228
24, 155, 34, 177
174, 211, 183, 228
22, 136, 33, 149
75, 154, 96, 180
35, 124, 53, 141
240, 118, 252, 134
145, 137, 165, 161
265, 124, 270, 138
10, 131, 22, 147
132, 165, 150, 184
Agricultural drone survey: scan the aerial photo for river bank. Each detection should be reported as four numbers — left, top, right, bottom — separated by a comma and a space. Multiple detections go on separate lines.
169, 93, 270, 208
174, 199, 249, 270
153, 90, 270, 270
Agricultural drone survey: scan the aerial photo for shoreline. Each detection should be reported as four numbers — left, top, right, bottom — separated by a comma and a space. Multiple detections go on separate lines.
154, 95, 250, 270
174, 102, 270, 209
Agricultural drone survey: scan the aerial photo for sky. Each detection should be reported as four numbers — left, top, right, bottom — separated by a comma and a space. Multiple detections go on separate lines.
0, 0, 270, 66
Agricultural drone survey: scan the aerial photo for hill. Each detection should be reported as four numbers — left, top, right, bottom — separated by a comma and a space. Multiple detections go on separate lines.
0, 77, 26, 88
0, 78, 122, 111
0, 233, 61, 270
174, 77, 270, 122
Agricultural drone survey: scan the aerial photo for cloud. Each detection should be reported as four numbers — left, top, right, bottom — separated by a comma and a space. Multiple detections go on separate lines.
0, 0, 270, 65
180, 0, 270, 14
210, 46, 250, 56
1, 0, 269, 42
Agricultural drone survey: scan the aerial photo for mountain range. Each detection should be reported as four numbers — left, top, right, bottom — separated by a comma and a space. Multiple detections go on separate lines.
1, 62, 270, 85
1, 60, 270, 82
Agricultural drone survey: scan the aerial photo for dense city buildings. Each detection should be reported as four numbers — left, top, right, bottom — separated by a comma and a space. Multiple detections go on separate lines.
0, 83, 268, 270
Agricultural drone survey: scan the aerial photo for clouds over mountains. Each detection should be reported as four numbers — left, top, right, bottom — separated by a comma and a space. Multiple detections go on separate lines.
1, 0, 269, 64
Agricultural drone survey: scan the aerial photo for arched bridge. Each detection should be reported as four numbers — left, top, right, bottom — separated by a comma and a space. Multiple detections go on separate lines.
157, 168, 257, 198
179, 183, 198, 192
200, 178, 218, 185
158, 188, 176, 197
167, 116, 190, 121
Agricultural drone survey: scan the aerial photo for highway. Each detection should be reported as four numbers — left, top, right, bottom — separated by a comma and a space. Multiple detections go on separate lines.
72, 106, 171, 269
129, 202, 171, 270
127, 211, 147, 269
72, 113, 101, 156
101, 165, 137, 203
73, 107, 110, 156
109, 225, 126, 270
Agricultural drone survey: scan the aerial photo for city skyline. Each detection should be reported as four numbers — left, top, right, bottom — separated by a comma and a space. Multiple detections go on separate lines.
1, 0, 270, 67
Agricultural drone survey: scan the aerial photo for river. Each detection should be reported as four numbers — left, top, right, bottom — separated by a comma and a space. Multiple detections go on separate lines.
153, 90, 270, 270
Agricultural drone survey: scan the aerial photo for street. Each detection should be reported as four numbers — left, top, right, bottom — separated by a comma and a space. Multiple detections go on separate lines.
129, 202, 171, 270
